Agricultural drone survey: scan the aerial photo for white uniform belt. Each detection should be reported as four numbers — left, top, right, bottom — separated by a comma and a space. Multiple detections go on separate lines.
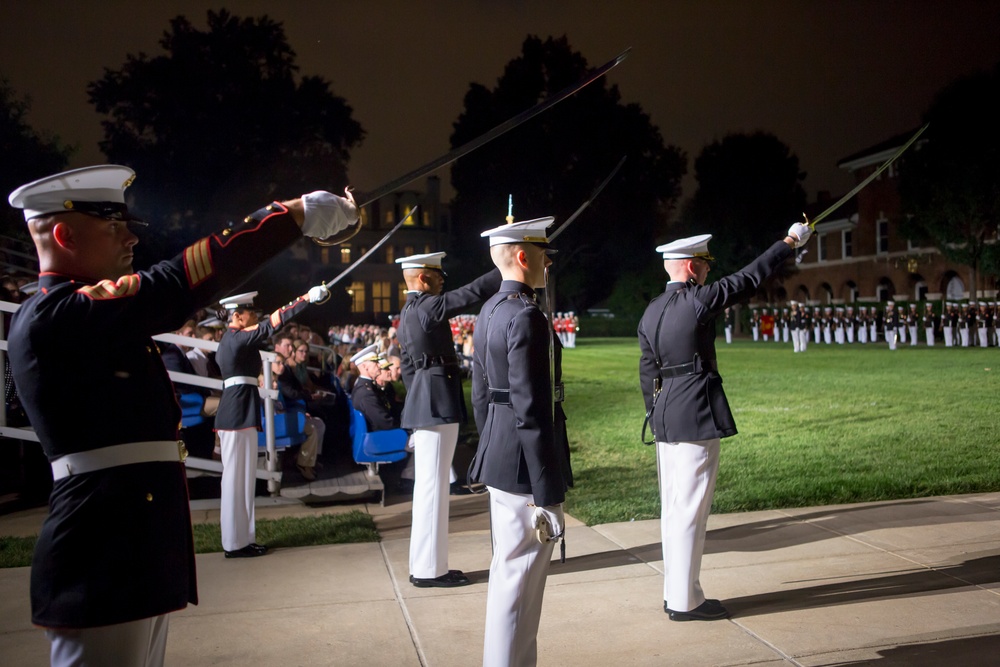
223, 376, 259, 388
51, 441, 186, 481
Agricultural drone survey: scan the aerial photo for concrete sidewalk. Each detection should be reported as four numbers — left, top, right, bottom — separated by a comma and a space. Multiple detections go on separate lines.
2, 492, 1000, 666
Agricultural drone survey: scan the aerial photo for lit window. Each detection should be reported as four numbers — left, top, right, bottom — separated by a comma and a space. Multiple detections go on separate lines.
423, 211, 431, 227
385, 245, 395, 264
372, 281, 391, 314
320, 247, 330, 265
340, 245, 351, 264
386, 209, 395, 224
348, 281, 365, 313
398, 282, 408, 305
403, 206, 416, 226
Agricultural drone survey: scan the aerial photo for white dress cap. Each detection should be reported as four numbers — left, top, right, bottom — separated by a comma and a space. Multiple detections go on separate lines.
219, 291, 258, 310
198, 316, 225, 328
8, 165, 138, 222
655, 233, 714, 260
480, 217, 555, 247
350, 343, 380, 366
395, 252, 446, 270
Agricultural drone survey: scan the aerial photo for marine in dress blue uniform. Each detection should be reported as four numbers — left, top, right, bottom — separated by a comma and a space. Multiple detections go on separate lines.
215, 287, 326, 557
395, 252, 501, 587
469, 217, 572, 667
6, 166, 357, 665
638, 224, 807, 621
350, 344, 400, 431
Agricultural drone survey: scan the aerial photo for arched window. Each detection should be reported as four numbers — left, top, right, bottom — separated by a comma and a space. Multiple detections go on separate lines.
876, 278, 895, 303
820, 283, 833, 304
945, 274, 965, 300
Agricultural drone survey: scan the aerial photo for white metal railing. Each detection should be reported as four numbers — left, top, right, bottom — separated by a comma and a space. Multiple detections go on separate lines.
1, 300, 290, 494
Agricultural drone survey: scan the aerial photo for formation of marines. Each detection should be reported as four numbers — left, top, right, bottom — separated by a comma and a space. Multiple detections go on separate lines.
745, 300, 1000, 349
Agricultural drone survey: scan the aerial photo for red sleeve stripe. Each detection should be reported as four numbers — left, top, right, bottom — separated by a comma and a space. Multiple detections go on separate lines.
77, 274, 141, 300
184, 239, 213, 286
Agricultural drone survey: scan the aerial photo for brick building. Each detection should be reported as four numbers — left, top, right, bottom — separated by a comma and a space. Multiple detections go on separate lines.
762, 130, 992, 308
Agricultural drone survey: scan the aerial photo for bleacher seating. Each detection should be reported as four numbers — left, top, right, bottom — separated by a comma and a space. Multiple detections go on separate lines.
178, 392, 206, 428
258, 399, 308, 450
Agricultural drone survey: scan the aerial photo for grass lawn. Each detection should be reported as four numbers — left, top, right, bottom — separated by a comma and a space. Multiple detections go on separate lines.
562, 337, 1000, 525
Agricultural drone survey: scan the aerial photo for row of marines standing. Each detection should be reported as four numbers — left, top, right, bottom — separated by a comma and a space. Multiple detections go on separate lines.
747, 301, 1000, 348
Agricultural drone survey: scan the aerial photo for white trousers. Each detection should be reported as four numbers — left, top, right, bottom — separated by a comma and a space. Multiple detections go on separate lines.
792, 329, 801, 353
798, 328, 809, 351
657, 438, 720, 612
751, 326, 759, 341
782, 325, 790, 343
869, 324, 877, 342
724, 326, 732, 344
887, 329, 897, 350
944, 326, 953, 346
859, 325, 868, 344
926, 328, 935, 347
846, 327, 855, 344
834, 328, 844, 345
978, 329, 988, 348
813, 326, 821, 344
409, 423, 459, 578
567, 332, 576, 348
823, 328, 832, 345
909, 325, 918, 345
483, 487, 555, 667
960, 329, 970, 347
219, 428, 257, 551
48, 614, 168, 667
898, 325, 907, 343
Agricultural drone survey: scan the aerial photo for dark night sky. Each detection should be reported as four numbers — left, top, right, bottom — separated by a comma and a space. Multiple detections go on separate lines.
3, 1, 1000, 207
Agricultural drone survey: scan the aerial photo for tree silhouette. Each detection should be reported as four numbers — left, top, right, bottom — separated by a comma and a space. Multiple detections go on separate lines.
1, 77, 73, 239
899, 61, 1000, 290
88, 10, 364, 264
678, 132, 806, 280
448, 36, 686, 312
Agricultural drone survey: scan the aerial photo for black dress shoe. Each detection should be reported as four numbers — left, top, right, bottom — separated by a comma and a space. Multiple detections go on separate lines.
449, 482, 475, 496
665, 599, 729, 621
224, 543, 269, 559
664, 598, 720, 613
409, 570, 471, 588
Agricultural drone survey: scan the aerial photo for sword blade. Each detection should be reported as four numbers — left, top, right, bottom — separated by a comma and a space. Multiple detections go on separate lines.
549, 155, 627, 242
323, 206, 418, 288
810, 123, 929, 229
359, 48, 632, 207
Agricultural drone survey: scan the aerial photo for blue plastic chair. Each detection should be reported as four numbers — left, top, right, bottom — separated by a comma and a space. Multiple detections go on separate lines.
258, 399, 308, 450
178, 392, 206, 428
349, 402, 408, 465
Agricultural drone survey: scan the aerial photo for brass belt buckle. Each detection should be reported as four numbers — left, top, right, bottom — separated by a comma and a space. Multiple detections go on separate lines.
177, 440, 189, 463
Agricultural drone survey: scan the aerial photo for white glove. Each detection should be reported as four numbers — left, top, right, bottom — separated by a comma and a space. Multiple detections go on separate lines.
307, 285, 330, 304
301, 188, 359, 239
531, 504, 565, 543
787, 222, 812, 248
